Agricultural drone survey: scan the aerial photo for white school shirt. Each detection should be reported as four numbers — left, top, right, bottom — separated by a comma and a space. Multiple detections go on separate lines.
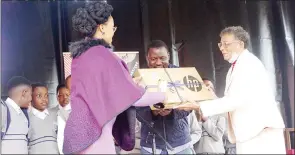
57, 103, 71, 154
31, 107, 49, 120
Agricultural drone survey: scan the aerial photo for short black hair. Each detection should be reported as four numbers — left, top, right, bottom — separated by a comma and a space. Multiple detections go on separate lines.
72, 1, 113, 37
31, 83, 47, 92
202, 78, 215, 91
202, 78, 211, 82
147, 40, 169, 55
7, 76, 31, 92
56, 84, 67, 94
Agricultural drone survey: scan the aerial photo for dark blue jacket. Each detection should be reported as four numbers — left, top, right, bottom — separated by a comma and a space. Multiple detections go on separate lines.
136, 64, 191, 150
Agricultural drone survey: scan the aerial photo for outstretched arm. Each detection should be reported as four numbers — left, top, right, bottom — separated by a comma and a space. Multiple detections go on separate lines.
133, 92, 165, 107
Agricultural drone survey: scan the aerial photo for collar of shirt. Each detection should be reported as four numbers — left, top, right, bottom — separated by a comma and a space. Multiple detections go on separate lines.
59, 103, 71, 112
6, 97, 22, 114
31, 107, 49, 120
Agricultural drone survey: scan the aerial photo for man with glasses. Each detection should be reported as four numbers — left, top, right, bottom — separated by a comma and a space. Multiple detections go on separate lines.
176, 26, 285, 154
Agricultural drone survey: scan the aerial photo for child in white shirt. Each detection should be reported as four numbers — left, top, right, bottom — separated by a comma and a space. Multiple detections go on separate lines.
55, 84, 71, 154
28, 83, 59, 154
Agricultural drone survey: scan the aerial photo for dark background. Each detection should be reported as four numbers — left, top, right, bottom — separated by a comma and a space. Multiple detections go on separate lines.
1, 0, 294, 128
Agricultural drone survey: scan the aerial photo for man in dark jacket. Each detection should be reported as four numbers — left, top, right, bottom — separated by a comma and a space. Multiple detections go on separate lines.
137, 40, 194, 154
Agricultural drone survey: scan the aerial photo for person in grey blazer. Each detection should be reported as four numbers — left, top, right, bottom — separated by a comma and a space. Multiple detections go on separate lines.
194, 112, 226, 154
187, 110, 202, 148
193, 79, 226, 154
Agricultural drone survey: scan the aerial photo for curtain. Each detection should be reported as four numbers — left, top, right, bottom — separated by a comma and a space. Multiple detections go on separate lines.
271, 0, 294, 128
3, 0, 292, 126
1, 1, 61, 108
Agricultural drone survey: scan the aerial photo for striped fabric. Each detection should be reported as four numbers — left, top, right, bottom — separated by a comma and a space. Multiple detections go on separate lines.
62, 51, 139, 78
28, 108, 59, 154
1, 103, 29, 154
63, 52, 72, 78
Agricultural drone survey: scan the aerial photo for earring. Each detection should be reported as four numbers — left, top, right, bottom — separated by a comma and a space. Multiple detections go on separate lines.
102, 32, 105, 35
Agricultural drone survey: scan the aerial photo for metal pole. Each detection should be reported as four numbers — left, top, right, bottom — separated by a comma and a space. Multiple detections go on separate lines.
57, 0, 65, 82
167, 0, 179, 66
140, 0, 150, 55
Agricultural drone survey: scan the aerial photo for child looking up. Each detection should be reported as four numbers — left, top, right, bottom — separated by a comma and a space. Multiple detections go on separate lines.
28, 83, 59, 154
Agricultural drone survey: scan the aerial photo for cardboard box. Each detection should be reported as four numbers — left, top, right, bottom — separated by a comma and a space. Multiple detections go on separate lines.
114, 52, 139, 76
134, 67, 215, 110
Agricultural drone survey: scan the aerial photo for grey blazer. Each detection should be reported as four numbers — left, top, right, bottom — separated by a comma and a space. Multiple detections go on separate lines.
194, 115, 226, 154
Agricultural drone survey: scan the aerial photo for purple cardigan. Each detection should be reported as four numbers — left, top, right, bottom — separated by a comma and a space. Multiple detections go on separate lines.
63, 38, 144, 154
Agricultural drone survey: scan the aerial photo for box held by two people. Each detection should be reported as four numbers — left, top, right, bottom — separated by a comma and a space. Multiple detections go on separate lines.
134, 67, 216, 110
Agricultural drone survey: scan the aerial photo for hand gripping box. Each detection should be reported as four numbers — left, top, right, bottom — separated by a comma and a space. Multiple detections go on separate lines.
134, 67, 215, 110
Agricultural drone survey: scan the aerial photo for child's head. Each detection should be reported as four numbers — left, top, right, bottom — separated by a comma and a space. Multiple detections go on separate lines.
31, 83, 49, 111
7, 76, 32, 108
56, 84, 70, 107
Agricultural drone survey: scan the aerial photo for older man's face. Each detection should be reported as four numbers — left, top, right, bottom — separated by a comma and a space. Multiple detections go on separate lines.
146, 47, 170, 68
218, 33, 242, 62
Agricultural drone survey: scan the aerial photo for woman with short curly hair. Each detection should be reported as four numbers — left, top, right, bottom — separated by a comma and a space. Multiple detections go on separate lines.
62, 1, 166, 154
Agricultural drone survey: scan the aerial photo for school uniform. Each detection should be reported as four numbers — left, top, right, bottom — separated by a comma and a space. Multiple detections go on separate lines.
28, 107, 59, 154
194, 115, 226, 154
1, 98, 29, 154
56, 103, 71, 154
187, 110, 202, 147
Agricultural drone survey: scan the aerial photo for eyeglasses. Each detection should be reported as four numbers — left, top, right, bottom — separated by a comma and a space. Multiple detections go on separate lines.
218, 41, 240, 48
113, 26, 117, 32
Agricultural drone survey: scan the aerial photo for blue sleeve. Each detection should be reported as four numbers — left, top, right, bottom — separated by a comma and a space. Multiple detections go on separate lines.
136, 107, 157, 123
165, 109, 191, 120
